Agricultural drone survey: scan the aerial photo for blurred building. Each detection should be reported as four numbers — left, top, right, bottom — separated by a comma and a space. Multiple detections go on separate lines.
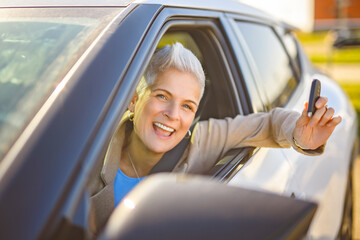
240, 0, 360, 32
315, 0, 360, 30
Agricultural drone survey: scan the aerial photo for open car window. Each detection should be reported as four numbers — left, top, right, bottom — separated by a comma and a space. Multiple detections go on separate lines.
127, 23, 256, 177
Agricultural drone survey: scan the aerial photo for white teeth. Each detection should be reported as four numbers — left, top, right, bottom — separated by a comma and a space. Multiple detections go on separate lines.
154, 122, 175, 132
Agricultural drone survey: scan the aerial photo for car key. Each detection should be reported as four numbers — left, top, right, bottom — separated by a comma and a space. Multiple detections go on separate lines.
307, 79, 321, 117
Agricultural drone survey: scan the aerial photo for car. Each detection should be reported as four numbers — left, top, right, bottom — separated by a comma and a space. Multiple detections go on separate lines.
333, 28, 360, 49
0, 0, 357, 239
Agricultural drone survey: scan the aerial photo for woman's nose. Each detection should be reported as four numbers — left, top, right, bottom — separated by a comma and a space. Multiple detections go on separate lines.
163, 102, 180, 120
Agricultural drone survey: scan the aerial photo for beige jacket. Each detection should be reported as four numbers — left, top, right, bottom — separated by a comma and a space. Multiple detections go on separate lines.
89, 108, 324, 233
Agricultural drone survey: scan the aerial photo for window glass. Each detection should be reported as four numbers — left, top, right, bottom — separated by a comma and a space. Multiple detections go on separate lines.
0, 8, 122, 161
236, 21, 297, 109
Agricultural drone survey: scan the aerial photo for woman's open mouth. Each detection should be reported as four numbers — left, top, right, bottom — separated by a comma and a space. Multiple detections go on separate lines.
153, 122, 175, 137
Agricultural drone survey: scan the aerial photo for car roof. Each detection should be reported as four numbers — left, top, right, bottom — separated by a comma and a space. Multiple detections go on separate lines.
0, 0, 132, 7
0, 0, 275, 22
136, 0, 267, 17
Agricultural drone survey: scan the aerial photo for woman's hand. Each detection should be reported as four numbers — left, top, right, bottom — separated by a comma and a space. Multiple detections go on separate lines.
293, 96, 342, 150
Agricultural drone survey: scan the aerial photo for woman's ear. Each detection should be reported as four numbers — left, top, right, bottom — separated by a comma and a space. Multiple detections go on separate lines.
127, 93, 138, 112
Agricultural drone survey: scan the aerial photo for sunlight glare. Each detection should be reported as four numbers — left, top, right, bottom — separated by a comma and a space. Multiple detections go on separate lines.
123, 198, 136, 209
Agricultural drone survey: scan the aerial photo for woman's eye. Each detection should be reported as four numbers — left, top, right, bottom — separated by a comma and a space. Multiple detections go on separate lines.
156, 94, 166, 100
183, 104, 192, 111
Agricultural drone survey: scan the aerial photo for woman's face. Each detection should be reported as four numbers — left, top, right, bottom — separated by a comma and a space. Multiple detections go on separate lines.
132, 68, 202, 154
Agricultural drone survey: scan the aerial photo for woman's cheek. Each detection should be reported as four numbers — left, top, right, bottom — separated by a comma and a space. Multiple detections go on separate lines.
183, 112, 196, 128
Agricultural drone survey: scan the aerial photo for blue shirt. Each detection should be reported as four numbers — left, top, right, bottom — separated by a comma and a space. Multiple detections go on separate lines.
114, 168, 146, 207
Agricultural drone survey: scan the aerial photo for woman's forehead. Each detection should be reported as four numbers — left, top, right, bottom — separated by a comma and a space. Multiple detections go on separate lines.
155, 68, 199, 85
152, 69, 202, 102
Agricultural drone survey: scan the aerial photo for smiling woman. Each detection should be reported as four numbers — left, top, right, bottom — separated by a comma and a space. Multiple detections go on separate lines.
114, 67, 203, 208
130, 68, 201, 154
88, 43, 207, 232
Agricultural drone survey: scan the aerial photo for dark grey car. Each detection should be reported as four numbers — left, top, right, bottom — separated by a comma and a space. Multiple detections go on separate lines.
0, 0, 356, 239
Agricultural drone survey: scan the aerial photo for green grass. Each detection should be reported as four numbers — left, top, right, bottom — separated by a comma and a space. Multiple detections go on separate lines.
310, 49, 360, 63
340, 83, 360, 137
296, 31, 329, 43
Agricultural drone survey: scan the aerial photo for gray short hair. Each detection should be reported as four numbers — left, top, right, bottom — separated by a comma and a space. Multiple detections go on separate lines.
137, 42, 205, 99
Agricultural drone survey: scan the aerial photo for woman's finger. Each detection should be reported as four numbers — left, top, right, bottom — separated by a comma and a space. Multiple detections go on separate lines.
302, 102, 309, 116
296, 102, 310, 127
315, 96, 328, 109
319, 107, 335, 126
326, 115, 342, 127
309, 105, 327, 127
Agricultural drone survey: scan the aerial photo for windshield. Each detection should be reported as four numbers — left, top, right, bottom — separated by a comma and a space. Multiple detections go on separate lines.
0, 8, 123, 161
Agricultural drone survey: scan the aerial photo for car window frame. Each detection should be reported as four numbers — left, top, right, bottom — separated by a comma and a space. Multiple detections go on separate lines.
212, 13, 303, 180
237, 20, 299, 109
226, 14, 301, 111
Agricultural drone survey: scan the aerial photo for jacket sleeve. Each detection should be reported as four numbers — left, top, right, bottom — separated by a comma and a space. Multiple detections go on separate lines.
184, 108, 324, 174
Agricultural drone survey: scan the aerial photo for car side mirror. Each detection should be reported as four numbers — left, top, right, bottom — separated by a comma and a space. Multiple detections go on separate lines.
100, 174, 317, 240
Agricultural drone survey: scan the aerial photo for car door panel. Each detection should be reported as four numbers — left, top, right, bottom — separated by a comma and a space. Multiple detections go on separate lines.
280, 76, 358, 238
228, 148, 294, 196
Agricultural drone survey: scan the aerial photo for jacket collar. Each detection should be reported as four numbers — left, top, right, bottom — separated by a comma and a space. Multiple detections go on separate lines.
101, 111, 130, 185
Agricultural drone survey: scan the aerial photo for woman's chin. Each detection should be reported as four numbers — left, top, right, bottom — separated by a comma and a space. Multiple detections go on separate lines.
148, 144, 175, 154
145, 139, 179, 154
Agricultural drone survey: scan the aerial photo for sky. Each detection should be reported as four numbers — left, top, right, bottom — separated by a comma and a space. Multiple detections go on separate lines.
239, 0, 314, 32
